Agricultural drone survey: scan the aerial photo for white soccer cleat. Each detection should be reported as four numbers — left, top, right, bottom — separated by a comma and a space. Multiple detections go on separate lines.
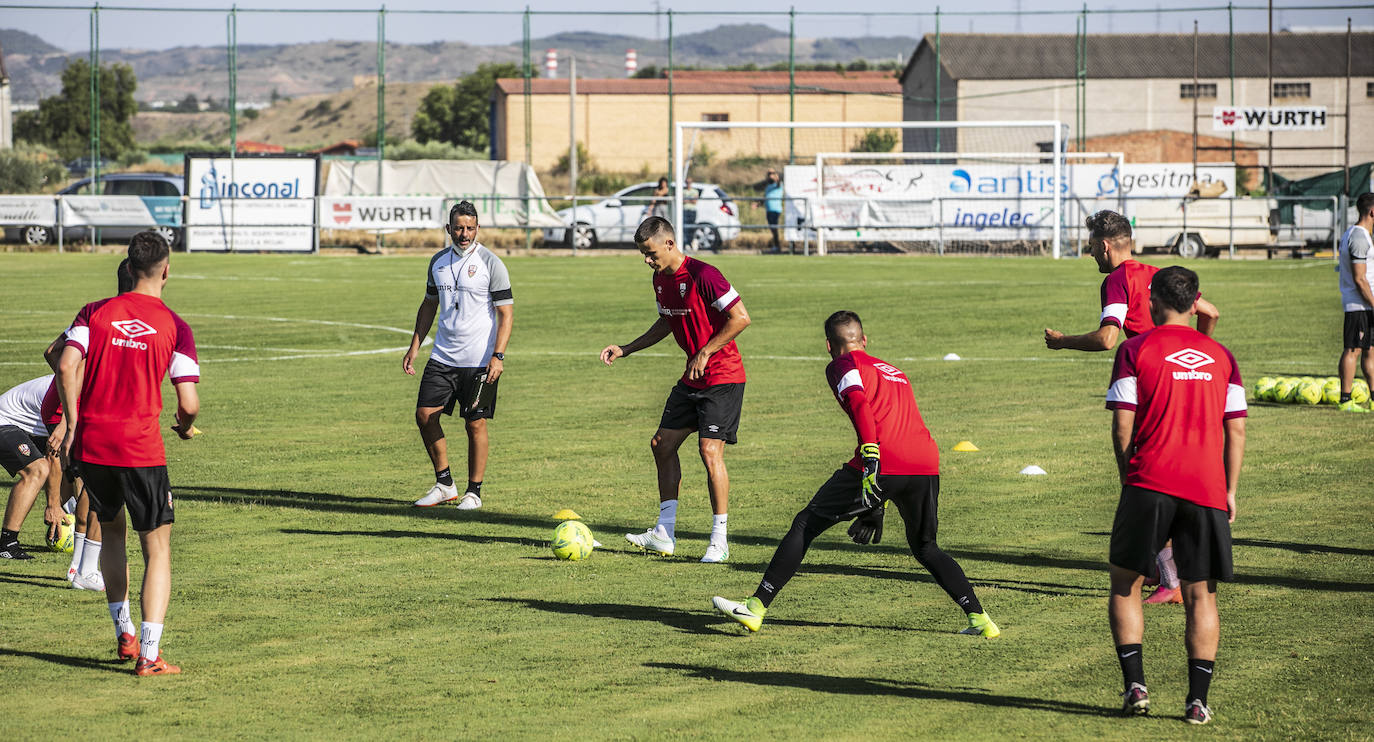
71, 571, 105, 592
414, 483, 459, 507
700, 541, 730, 563
625, 525, 675, 556
455, 493, 482, 511
711, 596, 764, 632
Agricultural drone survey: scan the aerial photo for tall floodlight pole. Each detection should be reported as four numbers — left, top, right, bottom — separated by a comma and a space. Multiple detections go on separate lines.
90, 5, 100, 193
378, 6, 386, 196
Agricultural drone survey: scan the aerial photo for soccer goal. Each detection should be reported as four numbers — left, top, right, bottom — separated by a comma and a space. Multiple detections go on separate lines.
673, 120, 1071, 257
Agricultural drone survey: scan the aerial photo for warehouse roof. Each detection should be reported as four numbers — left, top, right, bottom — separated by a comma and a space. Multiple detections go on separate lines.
496, 70, 900, 96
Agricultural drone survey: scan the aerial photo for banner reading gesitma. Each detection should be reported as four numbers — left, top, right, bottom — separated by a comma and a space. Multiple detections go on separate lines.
185, 153, 320, 252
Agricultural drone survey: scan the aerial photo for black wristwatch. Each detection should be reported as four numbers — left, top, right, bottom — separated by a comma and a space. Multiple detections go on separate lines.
492, 352, 505, 361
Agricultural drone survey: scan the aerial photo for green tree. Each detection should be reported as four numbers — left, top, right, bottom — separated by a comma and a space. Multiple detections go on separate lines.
14, 59, 138, 161
852, 128, 898, 153
412, 62, 526, 153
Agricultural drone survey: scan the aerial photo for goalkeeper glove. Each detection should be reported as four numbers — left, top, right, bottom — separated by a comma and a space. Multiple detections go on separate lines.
858, 442, 882, 510
848, 501, 885, 545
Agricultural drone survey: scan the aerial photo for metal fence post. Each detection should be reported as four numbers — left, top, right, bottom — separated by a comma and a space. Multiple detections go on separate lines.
936, 197, 943, 255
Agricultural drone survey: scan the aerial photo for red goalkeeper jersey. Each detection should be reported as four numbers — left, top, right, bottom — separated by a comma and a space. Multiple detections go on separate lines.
825, 350, 939, 476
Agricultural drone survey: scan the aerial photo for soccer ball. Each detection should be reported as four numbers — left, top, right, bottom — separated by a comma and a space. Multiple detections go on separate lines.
551, 520, 594, 561
1253, 376, 1277, 401
1322, 378, 1341, 405
47, 513, 75, 553
1353, 379, 1371, 405
1295, 380, 1323, 405
1272, 378, 1299, 403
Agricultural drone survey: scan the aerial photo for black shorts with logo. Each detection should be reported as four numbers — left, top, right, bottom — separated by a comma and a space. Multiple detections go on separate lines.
659, 380, 744, 444
805, 467, 941, 543
1343, 309, 1373, 350
417, 360, 498, 420
80, 462, 174, 532
1110, 485, 1233, 582
0, 425, 46, 477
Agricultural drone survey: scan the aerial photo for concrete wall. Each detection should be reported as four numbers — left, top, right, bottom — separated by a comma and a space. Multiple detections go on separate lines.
494, 91, 902, 173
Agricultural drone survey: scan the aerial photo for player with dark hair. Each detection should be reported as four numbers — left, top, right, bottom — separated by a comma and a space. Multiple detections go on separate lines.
1104, 266, 1245, 724
712, 310, 999, 638
600, 216, 750, 563
1046, 209, 1220, 604
1335, 192, 1374, 412
404, 200, 514, 511
58, 230, 201, 676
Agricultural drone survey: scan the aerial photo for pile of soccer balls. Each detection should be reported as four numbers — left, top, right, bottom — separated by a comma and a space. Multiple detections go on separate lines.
1253, 375, 1370, 407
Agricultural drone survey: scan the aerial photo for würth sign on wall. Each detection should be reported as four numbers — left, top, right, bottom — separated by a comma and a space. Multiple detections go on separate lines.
1212, 106, 1328, 132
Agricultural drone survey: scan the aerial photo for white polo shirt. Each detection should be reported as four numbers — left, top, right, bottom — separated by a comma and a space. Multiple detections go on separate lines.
424, 242, 513, 368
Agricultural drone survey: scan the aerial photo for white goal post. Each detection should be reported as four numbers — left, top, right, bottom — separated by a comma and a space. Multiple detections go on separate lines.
673, 120, 1070, 257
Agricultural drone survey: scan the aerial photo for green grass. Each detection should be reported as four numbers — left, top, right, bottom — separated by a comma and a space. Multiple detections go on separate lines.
1, 252, 1370, 740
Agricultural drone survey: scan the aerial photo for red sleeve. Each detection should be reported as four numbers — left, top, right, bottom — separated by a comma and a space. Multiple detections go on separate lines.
168, 311, 201, 384
63, 300, 107, 356
690, 261, 741, 313
840, 387, 880, 445
1099, 270, 1128, 328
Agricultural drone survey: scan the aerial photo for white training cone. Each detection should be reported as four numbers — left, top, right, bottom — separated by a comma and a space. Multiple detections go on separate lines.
943, 353, 961, 361
1019, 465, 1047, 476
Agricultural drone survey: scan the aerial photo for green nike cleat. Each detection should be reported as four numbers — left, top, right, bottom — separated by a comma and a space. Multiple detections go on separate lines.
958, 611, 1001, 638
711, 596, 766, 632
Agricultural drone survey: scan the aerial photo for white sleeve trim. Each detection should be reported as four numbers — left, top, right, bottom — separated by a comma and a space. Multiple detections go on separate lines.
1106, 376, 1138, 405
65, 325, 90, 353
1100, 303, 1127, 325
711, 287, 739, 312
834, 369, 863, 396
1225, 383, 1248, 413
169, 351, 200, 381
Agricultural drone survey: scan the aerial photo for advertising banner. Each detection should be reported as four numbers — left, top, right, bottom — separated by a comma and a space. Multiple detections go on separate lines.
325, 159, 563, 228
185, 154, 319, 252
59, 196, 181, 228
0, 196, 56, 226
1213, 106, 1328, 132
320, 197, 445, 231
783, 162, 1237, 242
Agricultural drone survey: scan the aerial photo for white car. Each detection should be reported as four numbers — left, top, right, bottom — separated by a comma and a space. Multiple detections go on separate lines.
544, 181, 741, 250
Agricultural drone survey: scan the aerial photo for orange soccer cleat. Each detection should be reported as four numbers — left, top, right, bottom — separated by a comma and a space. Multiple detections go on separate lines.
134, 655, 182, 676
117, 633, 139, 661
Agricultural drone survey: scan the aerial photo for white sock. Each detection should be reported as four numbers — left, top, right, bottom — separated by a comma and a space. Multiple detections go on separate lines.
79, 539, 102, 576
109, 601, 136, 636
656, 499, 678, 537
711, 513, 728, 542
69, 534, 86, 574
139, 621, 164, 661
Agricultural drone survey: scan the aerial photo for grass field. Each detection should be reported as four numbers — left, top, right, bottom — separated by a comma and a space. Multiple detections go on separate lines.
1, 251, 1371, 740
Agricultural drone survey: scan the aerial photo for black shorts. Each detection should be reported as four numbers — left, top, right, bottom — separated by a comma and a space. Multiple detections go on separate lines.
766, 211, 781, 227
0, 425, 46, 477
659, 380, 744, 444
805, 467, 941, 543
1110, 485, 1233, 582
417, 360, 498, 420
1343, 309, 1373, 350
80, 462, 174, 532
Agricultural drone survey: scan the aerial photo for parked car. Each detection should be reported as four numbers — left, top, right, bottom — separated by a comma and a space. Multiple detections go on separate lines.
1129, 196, 1274, 258
7, 173, 184, 248
544, 181, 741, 250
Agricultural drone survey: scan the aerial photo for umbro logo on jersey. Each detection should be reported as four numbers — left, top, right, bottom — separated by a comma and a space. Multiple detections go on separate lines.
1165, 348, 1216, 381
110, 319, 157, 351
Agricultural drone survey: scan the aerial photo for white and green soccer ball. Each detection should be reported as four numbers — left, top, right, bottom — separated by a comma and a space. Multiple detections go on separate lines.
1253, 376, 1277, 401
1272, 378, 1299, 403
551, 520, 595, 561
1322, 378, 1341, 405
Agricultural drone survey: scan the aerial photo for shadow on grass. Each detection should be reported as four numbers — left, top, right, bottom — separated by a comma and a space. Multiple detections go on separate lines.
280, 527, 546, 549
722, 560, 1101, 598
484, 597, 941, 635
0, 573, 72, 590
645, 662, 1118, 718
1083, 530, 1374, 557
1069, 535, 1374, 592
0, 647, 129, 674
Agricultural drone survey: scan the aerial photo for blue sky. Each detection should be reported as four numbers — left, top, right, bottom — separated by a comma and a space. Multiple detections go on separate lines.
3, 0, 1365, 52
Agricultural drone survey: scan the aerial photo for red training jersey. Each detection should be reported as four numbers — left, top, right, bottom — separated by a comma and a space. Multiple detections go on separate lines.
652, 256, 745, 389
826, 350, 939, 476
1105, 324, 1246, 511
1099, 260, 1159, 338
64, 293, 200, 467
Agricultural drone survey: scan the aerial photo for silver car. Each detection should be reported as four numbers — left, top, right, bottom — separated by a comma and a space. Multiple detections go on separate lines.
545, 181, 741, 250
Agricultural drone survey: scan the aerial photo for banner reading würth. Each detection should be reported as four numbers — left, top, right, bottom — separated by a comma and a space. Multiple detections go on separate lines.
1213, 106, 1328, 132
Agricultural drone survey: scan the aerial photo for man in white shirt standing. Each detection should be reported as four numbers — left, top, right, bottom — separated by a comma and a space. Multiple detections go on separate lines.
403, 201, 515, 509
1336, 193, 1374, 413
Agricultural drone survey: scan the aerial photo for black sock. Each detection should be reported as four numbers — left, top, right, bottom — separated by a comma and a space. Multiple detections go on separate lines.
1187, 659, 1215, 705
1116, 644, 1145, 689
435, 467, 454, 487
0, 528, 18, 546
467, 480, 483, 496
1341, 392, 1352, 403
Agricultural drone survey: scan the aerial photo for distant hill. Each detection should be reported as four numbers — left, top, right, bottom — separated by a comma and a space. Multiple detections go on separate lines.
0, 28, 63, 56
2, 24, 917, 104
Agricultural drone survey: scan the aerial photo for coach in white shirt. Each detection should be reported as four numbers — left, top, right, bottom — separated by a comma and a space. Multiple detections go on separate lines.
1336, 193, 1374, 411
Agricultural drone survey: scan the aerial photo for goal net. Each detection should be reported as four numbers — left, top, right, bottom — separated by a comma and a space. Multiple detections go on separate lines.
673, 120, 1071, 256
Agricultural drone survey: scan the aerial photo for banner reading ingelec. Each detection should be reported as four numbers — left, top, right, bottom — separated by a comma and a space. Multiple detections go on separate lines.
184, 153, 320, 252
